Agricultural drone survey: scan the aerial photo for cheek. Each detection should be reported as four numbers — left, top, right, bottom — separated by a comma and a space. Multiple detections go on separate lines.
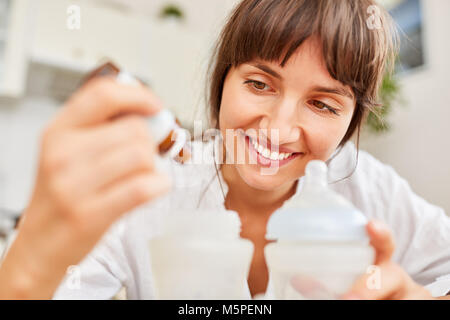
303, 114, 353, 160
219, 78, 266, 131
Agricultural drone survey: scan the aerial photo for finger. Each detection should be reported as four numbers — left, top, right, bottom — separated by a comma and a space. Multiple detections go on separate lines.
366, 220, 395, 265
341, 263, 405, 300
83, 172, 172, 227
52, 136, 156, 200
52, 77, 163, 129
47, 115, 155, 166
78, 115, 155, 158
89, 141, 155, 191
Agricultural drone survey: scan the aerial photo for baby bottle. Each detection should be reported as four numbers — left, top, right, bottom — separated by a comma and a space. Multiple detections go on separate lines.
148, 210, 254, 299
264, 160, 375, 299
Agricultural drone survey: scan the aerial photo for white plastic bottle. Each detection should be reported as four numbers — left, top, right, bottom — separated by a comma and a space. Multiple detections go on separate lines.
83, 62, 190, 163
148, 210, 254, 299
265, 160, 375, 299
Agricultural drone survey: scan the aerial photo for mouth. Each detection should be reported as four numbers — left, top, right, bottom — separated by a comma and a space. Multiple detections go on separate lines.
245, 135, 303, 168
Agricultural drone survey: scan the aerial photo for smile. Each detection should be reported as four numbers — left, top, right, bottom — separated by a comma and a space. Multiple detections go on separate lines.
251, 138, 292, 160
245, 135, 302, 168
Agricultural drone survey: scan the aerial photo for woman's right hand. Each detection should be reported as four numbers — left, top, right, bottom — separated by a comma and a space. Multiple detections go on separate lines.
0, 77, 172, 299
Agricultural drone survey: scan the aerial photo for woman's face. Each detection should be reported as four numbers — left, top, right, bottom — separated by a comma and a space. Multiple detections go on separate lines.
219, 37, 356, 191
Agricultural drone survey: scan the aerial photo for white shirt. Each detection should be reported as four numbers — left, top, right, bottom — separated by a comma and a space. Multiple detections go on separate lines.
53, 141, 450, 299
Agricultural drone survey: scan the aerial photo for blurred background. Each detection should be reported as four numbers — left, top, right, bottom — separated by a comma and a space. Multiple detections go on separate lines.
0, 0, 449, 244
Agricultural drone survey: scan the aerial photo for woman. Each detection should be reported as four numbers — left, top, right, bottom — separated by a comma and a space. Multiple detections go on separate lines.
1, 0, 449, 299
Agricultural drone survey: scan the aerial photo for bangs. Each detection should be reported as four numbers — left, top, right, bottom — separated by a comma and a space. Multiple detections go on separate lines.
221, 0, 397, 105
226, 0, 318, 66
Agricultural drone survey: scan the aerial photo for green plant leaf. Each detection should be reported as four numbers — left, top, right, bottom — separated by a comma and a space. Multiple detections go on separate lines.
365, 71, 403, 134
159, 4, 184, 20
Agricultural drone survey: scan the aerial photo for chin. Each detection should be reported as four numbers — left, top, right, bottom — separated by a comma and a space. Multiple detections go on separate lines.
236, 164, 287, 191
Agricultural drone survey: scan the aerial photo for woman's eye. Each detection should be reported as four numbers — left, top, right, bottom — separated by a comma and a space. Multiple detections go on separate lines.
311, 100, 339, 115
244, 80, 270, 92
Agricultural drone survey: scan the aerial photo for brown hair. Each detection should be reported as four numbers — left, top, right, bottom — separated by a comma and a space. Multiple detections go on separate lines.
206, 0, 398, 147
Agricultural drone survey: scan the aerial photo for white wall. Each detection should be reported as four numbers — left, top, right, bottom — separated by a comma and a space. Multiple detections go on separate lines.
0, 96, 58, 212
360, 0, 450, 214
0, 0, 241, 212
143, 0, 241, 128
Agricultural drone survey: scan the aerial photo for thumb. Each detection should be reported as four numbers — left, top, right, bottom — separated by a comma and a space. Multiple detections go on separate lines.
367, 220, 395, 265
53, 77, 163, 129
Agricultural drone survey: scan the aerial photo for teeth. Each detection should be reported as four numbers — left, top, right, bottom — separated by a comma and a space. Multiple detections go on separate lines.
270, 151, 279, 160
250, 138, 293, 160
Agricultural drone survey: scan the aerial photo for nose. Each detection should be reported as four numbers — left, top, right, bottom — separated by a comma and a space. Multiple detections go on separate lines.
259, 97, 301, 145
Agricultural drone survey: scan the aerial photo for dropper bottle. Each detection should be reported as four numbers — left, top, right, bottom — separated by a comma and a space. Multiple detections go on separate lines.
82, 62, 190, 164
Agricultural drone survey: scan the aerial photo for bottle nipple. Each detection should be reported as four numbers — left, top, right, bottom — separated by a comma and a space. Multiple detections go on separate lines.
304, 160, 328, 190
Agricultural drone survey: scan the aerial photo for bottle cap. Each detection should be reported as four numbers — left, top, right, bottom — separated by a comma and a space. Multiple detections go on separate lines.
115, 71, 176, 144
147, 109, 177, 144
116, 71, 140, 86
116, 71, 179, 144
114, 68, 188, 161
266, 160, 369, 242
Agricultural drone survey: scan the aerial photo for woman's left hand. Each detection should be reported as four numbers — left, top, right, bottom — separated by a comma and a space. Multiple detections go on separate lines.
341, 220, 434, 300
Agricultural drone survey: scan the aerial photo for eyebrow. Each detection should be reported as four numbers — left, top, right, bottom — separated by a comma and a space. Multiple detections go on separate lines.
248, 63, 354, 100
311, 85, 354, 100
250, 63, 283, 80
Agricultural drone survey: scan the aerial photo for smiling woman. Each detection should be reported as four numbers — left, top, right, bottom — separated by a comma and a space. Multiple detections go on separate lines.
211, 0, 400, 295
219, 41, 357, 192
